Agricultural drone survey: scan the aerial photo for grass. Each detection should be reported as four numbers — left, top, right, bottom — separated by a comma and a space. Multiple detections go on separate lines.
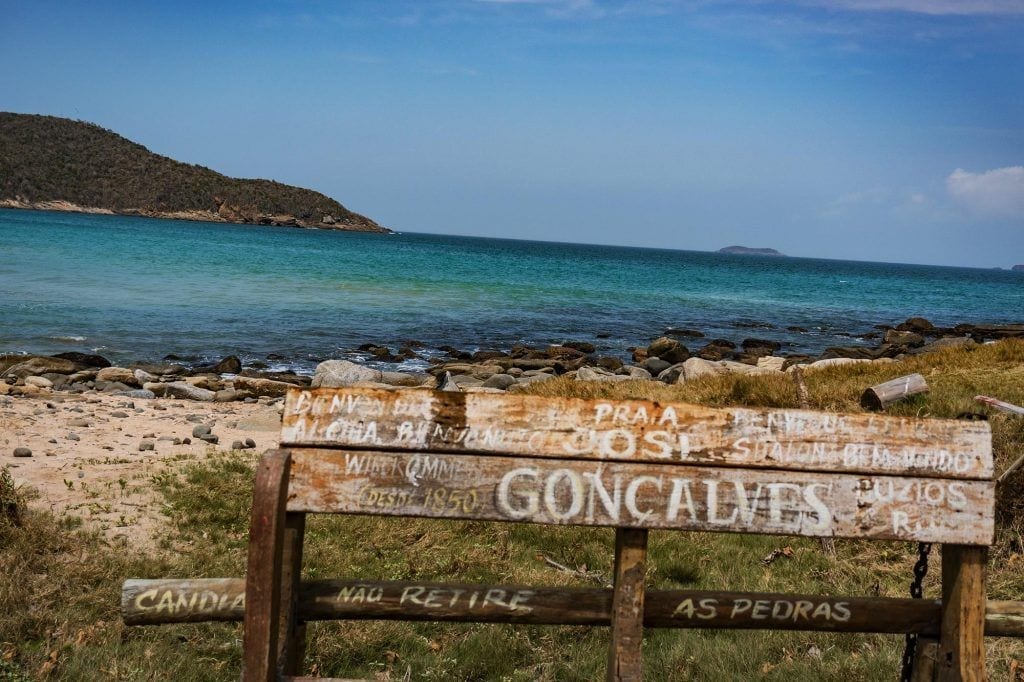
2, 340, 1024, 679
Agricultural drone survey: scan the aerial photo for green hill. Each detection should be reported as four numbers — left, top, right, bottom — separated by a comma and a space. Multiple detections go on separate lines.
0, 112, 389, 232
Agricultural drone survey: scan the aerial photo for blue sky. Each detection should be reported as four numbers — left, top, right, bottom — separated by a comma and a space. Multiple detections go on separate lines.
2, 0, 1023, 266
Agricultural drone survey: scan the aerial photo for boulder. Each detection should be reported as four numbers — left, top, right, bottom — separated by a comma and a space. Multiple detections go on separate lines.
134, 369, 157, 384
648, 337, 689, 364
681, 357, 729, 381
482, 374, 518, 390
232, 376, 295, 398
24, 376, 53, 389
562, 341, 596, 354
620, 366, 652, 380
381, 372, 429, 387
212, 355, 242, 374
132, 362, 187, 377
51, 352, 111, 368
311, 360, 383, 388
696, 340, 736, 361
912, 336, 976, 354
596, 356, 624, 372
896, 317, 935, 333
665, 328, 705, 338
756, 356, 786, 372
643, 357, 672, 376
1, 356, 83, 378
96, 367, 141, 387
161, 381, 215, 401
656, 364, 686, 384
215, 389, 254, 402
883, 330, 925, 347
818, 346, 876, 361
577, 366, 630, 382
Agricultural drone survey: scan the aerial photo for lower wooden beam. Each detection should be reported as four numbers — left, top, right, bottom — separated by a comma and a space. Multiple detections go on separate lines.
120, 578, 1024, 637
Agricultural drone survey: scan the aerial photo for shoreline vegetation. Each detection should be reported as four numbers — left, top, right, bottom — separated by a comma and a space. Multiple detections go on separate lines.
3, 337, 1023, 679
0, 113, 390, 232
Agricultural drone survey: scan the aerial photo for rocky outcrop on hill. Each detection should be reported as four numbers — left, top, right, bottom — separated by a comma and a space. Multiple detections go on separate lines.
0, 112, 389, 232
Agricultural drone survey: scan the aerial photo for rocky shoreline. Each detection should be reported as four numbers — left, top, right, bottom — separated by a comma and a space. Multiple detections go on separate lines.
0, 199, 390, 232
3, 316, 1023, 401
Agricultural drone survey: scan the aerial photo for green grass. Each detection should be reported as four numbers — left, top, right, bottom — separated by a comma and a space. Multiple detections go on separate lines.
3, 341, 1024, 679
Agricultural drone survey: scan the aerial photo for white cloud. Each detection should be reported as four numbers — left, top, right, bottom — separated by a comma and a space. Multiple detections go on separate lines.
946, 166, 1024, 219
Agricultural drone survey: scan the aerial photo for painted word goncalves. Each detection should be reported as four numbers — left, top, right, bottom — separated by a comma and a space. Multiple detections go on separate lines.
286, 450, 995, 544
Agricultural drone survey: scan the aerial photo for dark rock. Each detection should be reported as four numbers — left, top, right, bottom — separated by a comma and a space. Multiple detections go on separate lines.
131, 362, 186, 376
138, 441, 155, 452
245, 438, 256, 448
192, 424, 212, 438
13, 447, 31, 457
665, 328, 705, 338
647, 337, 689, 364
696, 339, 736, 361
643, 357, 672, 375
546, 345, 586, 360
439, 345, 472, 360
596, 356, 624, 371
212, 355, 242, 374
563, 341, 597, 353
231, 440, 245, 450
819, 346, 876, 360
51, 352, 111, 368
199, 434, 219, 445
896, 317, 935, 333
883, 329, 925, 347
786, 326, 808, 333
473, 350, 510, 361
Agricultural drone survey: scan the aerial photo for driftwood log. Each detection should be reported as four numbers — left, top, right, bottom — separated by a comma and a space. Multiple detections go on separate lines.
860, 373, 929, 411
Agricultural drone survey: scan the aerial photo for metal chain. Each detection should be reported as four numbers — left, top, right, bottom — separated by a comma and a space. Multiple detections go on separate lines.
899, 542, 932, 682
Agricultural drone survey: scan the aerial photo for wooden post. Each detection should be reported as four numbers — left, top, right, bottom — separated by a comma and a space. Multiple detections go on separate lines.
279, 511, 307, 676
606, 528, 648, 682
937, 545, 987, 682
242, 450, 292, 682
860, 373, 929, 411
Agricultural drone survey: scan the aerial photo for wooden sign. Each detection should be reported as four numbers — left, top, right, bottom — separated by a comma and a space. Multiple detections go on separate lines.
286, 449, 994, 545
281, 389, 993, 480
121, 578, 1024, 639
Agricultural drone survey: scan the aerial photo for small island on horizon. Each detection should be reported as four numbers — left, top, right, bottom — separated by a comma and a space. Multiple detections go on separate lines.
717, 245, 786, 257
0, 113, 389, 233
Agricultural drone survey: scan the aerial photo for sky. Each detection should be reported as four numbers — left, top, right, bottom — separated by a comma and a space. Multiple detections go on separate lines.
1, 0, 1023, 267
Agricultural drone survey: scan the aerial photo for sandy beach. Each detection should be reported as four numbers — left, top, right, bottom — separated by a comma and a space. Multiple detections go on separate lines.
1, 390, 282, 545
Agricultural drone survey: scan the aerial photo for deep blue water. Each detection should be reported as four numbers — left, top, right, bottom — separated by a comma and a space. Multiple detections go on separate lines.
1, 208, 1022, 372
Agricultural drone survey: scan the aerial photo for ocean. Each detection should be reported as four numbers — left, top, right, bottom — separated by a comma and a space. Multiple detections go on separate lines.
1, 208, 1021, 373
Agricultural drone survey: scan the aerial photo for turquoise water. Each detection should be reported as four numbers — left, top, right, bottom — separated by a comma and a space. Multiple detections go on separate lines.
1, 208, 1022, 372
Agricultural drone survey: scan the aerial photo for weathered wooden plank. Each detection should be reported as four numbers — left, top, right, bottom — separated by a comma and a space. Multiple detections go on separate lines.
860, 373, 928, 411
120, 578, 1024, 637
242, 450, 291, 682
937, 545, 987, 681
279, 388, 993, 480
607, 529, 647, 682
284, 449, 995, 545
